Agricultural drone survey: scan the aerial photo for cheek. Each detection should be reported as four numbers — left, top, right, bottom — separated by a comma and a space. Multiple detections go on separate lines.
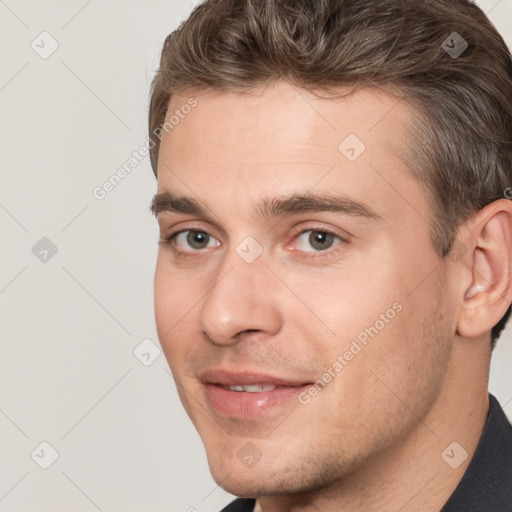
300, 290, 450, 450
154, 260, 195, 365
154, 255, 197, 326
294, 262, 446, 394
281, 263, 406, 347
363, 282, 451, 413
154, 262, 174, 339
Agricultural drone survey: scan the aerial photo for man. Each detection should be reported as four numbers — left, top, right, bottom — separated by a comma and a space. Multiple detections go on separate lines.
148, 0, 512, 510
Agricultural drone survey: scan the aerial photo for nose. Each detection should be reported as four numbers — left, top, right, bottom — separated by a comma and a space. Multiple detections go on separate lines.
198, 252, 282, 346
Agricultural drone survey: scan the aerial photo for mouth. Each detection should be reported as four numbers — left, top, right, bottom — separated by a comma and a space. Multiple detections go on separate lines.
221, 384, 281, 392
200, 369, 313, 417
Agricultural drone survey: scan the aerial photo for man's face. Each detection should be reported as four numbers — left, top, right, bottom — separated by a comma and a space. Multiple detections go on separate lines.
153, 82, 456, 496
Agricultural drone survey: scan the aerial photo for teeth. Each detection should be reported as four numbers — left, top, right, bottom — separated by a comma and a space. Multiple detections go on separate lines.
224, 384, 277, 392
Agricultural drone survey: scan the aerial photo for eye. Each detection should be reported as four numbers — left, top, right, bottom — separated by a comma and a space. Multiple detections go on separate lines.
165, 230, 220, 252
294, 230, 343, 252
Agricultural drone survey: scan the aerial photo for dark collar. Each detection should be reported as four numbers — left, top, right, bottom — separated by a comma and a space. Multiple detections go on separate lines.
441, 393, 512, 511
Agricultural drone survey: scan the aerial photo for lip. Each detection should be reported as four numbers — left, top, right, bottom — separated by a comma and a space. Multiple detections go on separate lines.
200, 368, 312, 418
200, 368, 309, 387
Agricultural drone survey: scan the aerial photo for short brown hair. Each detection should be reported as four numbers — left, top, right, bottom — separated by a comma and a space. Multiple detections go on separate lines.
148, 0, 512, 346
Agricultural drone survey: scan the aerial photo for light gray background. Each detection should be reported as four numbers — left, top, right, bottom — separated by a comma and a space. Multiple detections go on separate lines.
0, 1, 511, 511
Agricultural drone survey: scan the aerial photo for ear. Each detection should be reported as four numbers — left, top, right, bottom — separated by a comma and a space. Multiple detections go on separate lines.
456, 199, 512, 339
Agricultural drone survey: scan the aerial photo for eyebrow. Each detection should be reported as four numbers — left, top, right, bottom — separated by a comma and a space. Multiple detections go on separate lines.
150, 190, 381, 222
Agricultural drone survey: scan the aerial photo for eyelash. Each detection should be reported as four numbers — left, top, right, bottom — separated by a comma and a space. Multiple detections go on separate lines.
159, 226, 348, 260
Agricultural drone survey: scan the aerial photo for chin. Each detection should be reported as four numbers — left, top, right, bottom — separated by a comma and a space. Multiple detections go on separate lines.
206, 450, 339, 500
209, 464, 268, 497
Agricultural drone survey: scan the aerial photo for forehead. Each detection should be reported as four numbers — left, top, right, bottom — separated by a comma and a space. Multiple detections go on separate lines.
157, 81, 427, 227
163, 81, 411, 157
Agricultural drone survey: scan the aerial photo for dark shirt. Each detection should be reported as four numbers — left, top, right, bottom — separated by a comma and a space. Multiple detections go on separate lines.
220, 394, 512, 512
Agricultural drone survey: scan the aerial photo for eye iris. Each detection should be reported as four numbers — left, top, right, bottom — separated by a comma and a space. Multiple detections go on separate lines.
187, 231, 209, 249
309, 231, 334, 251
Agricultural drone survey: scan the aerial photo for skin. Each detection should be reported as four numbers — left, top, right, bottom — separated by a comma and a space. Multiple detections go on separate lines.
152, 81, 512, 511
